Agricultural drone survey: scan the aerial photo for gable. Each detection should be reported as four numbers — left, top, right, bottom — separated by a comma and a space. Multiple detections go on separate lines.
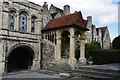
43, 11, 88, 31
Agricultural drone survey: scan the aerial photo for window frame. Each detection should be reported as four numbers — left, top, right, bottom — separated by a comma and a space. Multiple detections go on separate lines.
9, 10, 15, 31
31, 16, 36, 33
19, 12, 27, 32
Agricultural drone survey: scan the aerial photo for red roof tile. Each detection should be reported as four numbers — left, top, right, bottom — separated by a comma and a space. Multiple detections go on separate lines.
43, 11, 88, 31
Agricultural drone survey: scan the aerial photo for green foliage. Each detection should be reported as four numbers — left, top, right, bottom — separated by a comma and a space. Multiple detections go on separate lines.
75, 37, 80, 60
85, 41, 101, 50
85, 41, 101, 59
88, 56, 93, 61
112, 35, 120, 49
90, 49, 120, 64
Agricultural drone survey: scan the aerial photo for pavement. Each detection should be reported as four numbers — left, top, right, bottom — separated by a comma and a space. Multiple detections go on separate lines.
1, 63, 119, 80
2, 71, 61, 78
78, 63, 120, 71
1, 71, 88, 80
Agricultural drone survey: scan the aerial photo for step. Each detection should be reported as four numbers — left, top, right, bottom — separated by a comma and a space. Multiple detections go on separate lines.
74, 69, 119, 79
74, 66, 120, 79
75, 66, 119, 74
72, 73, 112, 80
74, 69, 119, 77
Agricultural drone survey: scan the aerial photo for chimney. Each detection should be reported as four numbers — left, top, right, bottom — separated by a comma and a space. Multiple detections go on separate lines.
87, 16, 92, 28
63, 5, 70, 15
0, 0, 3, 5
74, 11, 77, 13
43, 2, 48, 10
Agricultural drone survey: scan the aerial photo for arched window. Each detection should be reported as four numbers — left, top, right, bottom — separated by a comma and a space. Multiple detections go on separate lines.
9, 11, 15, 31
31, 16, 36, 33
19, 12, 27, 32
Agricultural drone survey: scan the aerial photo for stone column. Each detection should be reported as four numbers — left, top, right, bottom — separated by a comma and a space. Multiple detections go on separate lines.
37, 35, 42, 69
79, 32, 86, 65
55, 31, 61, 63
0, 3, 2, 29
43, 33, 46, 39
69, 28, 76, 68
15, 13, 19, 31
31, 59, 37, 70
0, 41, 6, 73
14, 13, 18, 31
0, 43, 4, 73
35, 19, 38, 34
27, 17, 31, 33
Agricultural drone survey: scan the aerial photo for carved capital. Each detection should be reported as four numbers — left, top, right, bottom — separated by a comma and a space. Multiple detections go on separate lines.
56, 36, 61, 40
69, 35, 76, 38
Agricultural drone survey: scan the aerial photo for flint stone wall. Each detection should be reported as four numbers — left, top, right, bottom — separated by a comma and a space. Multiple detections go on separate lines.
42, 39, 55, 69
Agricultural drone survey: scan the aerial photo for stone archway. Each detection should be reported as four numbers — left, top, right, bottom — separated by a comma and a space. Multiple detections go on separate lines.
61, 30, 70, 59
7, 45, 34, 72
75, 31, 81, 62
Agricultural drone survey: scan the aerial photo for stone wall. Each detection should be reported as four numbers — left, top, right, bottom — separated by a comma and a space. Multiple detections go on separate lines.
41, 39, 55, 69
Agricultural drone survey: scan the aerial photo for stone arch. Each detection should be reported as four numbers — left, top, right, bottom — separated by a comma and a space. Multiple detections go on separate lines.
61, 30, 70, 58
19, 11, 28, 32
18, 9, 30, 16
8, 8, 17, 12
75, 31, 81, 61
6, 44, 35, 72
31, 14, 37, 19
8, 9, 16, 31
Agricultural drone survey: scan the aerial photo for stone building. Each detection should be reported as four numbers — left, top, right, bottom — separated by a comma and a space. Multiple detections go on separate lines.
0, 0, 111, 73
42, 2, 111, 49
42, 11, 88, 68
0, 0, 43, 73
85, 16, 111, 49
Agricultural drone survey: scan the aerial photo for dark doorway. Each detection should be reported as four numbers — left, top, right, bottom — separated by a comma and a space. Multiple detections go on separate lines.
7, 45, 34, 72
75, 31, 81, 62
61, 31, 70, 58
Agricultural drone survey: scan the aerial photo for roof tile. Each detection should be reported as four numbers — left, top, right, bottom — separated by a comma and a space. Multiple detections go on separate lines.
43, 11, 88, 31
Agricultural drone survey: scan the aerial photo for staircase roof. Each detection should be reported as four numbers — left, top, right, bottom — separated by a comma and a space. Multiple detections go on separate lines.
43, 11, 88, 31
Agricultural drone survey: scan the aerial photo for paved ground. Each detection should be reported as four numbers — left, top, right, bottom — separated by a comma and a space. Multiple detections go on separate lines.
78, 63, 120, 71
1, 63, 119, 80
1, 71, 88, 80
2, 71, 61, 78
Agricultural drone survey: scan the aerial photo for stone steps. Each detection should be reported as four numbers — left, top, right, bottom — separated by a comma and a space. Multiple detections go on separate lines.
73, 66, 120, 80
72, 73, 111, 80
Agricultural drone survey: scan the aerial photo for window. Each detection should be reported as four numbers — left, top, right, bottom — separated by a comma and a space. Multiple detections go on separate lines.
31, 16, 36, 32
20, 12, 27, 32
9, 11, 15, 31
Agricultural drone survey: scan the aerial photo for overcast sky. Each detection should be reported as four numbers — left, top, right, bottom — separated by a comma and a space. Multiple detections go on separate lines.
27, 0, 119, 41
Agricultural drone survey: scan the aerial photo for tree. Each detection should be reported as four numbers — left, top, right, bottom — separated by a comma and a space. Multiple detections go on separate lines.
112, 35, 120, 49
85, 41, 101, 59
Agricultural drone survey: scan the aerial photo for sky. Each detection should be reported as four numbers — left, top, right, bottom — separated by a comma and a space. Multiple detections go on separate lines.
27, 0, 119, 42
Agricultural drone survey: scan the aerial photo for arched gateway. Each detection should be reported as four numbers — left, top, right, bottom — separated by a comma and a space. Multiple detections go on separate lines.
6, 45, 34, 72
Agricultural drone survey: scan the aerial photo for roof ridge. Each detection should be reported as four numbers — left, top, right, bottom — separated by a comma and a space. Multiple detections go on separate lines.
72, 11, 81, 25
43, 11, 88, 31
99, 26, 107, 29
50, 4, 63, 11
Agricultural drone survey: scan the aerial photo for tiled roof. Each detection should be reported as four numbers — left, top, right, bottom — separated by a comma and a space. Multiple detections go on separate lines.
43, 11, 88, 31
